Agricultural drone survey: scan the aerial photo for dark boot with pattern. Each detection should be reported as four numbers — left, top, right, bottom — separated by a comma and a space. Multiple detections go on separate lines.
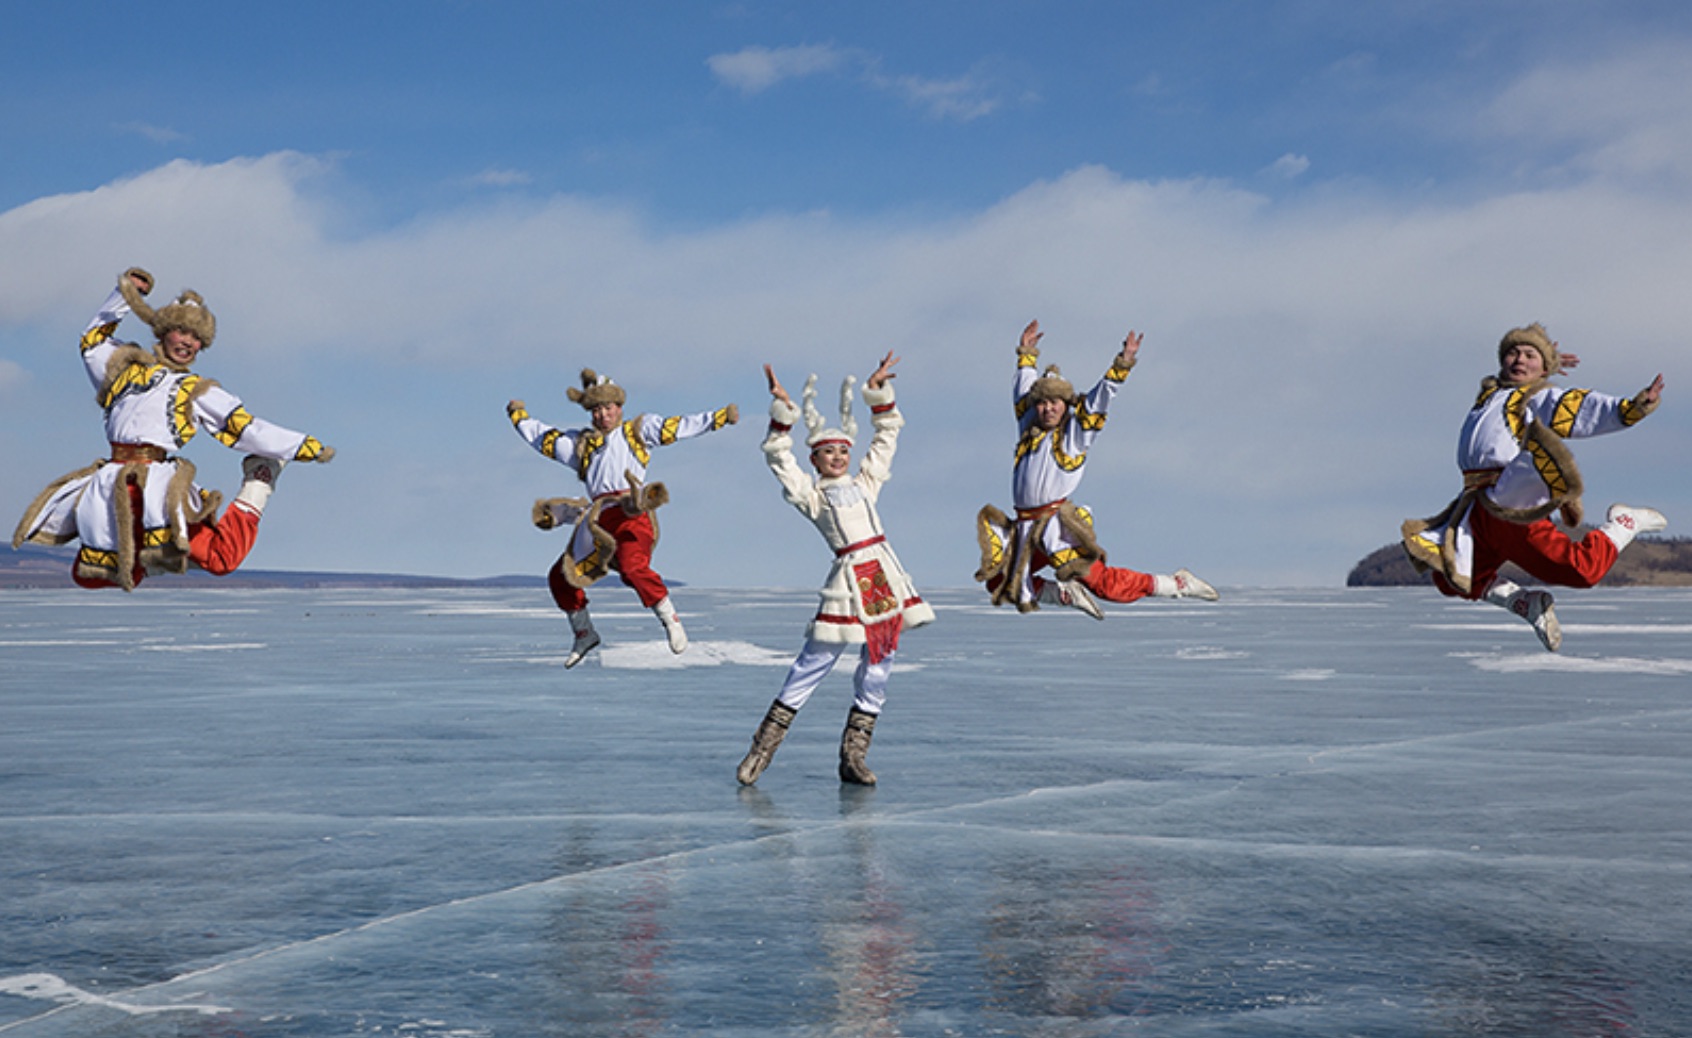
837, 706, 879, 786
737, 700, 798, 785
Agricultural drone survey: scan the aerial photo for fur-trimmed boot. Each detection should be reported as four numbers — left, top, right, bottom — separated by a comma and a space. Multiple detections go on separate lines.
1600, 503, 1668, 551
232, 455, 285, 517
1484, 579, 1561, 652
1152, 568, 1219, 601
737, 700, 798, 785
838, 706, 879, 786
565, 609, 601, 668
1037, 577, 1104, 619
654, 596, 688, 654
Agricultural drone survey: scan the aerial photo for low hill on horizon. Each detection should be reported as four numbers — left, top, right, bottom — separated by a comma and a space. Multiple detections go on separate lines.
1348, 533, 1692, 588
0, 544, 543, 591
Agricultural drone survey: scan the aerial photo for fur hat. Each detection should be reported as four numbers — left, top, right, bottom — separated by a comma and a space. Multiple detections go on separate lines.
119, 269, 217, 349
566, 368, 626, 410
803, 373, 857, 449
1498, 323, 1560, 379
1027, 365, 1077, 406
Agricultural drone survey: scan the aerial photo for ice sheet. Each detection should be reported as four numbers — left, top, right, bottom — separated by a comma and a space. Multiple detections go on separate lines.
3, 585, 1690, 1035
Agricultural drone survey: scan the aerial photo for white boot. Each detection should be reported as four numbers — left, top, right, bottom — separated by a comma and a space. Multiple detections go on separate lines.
1600, 503, 1667, 552
1484, 579, 1561, 652
565, 610, 601, 669
1152, 568, 1219, 601
1037, 578, 1104, 620
233, 455, 285, 517
654, 596, 688, 654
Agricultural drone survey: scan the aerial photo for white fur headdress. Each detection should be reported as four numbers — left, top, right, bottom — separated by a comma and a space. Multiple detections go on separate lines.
802, 374, 857, 449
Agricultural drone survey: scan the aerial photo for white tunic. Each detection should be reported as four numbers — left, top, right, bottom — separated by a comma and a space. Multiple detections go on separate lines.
17, 285, 324, 565
509, 403, 736, 564
762, 384, 934, 646
982, 353, 1132, 607
1406, 378, 1649, 584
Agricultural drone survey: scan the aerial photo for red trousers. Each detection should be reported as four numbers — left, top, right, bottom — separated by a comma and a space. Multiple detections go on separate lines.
548, 505, 668, 612
1028, 544, 1154, 604
1432, 506, 1618, 601
74, 478, 261, 590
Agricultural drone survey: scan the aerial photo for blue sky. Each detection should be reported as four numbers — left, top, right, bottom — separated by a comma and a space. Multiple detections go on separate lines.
4, 1, 1690, 590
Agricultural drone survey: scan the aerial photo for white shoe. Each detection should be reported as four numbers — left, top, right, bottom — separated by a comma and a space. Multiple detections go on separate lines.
564, 629, 602, 669
1038, 578, 1104, 620
1486, 581, 1561, 652
1601, 503, 1667, 552
1171, 568, 1219, 601
233, 455, 286, 515
1514, 589, 1561, 652
654, 597, 688, 654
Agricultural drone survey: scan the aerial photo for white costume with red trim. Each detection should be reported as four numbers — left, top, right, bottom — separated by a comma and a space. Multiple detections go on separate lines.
763, 381, 932, 712
764, 383, 934, 648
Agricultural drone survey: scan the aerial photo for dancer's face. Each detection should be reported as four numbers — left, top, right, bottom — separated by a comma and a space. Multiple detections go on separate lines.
1501, 344, 1546, 383
158, 329, 204, 366
591, 402, 623, 431
810, 442, 851, 478
1034, 396, 1068, 430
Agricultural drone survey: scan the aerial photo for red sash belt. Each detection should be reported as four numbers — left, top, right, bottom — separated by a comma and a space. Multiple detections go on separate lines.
835, 535, 886, 557
1016, 499, 1067, 521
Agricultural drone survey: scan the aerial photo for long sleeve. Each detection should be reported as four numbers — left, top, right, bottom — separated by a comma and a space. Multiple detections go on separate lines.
763, 398, 822, 517
508, 405, 580, 468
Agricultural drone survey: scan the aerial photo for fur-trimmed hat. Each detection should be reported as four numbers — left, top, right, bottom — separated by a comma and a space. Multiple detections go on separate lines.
1027, 365, 1078, 406
1498, 323, 1560, 379
118, 268, 217, 349
566, 368, 627, 410
802, 373, 857, 449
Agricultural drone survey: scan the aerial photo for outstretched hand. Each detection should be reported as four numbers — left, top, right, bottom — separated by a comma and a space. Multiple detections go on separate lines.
1641, 373, 1666, 407
1556, 349, 1581, 374
506, 398, 526, 415
866, 350, 900, 389
1018, 319, 1043, 356
763, 364, 792, 406
1117, 330, 1143, 367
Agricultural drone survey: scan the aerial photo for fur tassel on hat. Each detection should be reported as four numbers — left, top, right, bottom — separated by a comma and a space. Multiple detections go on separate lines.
566, 368, 627, 410
118, 268, 216, 350
802, 373, 858, 448
1027, 365, 1077, 406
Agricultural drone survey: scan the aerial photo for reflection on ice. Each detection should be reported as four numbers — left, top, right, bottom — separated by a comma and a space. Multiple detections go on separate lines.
1, 586, 1690, 1036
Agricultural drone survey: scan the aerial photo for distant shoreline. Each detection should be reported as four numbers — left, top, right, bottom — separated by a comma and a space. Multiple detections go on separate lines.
0, 544, 544, 591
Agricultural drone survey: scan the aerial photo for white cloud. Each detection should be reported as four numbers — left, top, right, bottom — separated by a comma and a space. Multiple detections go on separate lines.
707, 43, 846, 95
116, 121, 188, 145
1264, 153, 1311, 179
867, 67, 1000, 122
0, 358, 26, 394
710, 44, 1008, 121
3, 135, 1688, 587
1476, 40, 1692, 182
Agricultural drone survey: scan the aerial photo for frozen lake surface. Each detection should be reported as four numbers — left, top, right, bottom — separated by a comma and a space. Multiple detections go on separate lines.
2, 584, 1689, 1036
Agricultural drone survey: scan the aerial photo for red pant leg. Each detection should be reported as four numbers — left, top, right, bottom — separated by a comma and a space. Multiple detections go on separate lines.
605, 507, 668, 607
1079, 559, 1155, 603
1471, 508, 1617, 590
188, 502, 261, 576
548, 554, 588, 613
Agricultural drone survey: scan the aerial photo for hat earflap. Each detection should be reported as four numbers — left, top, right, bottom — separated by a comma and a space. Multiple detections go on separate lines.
803, 373, 858, 448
